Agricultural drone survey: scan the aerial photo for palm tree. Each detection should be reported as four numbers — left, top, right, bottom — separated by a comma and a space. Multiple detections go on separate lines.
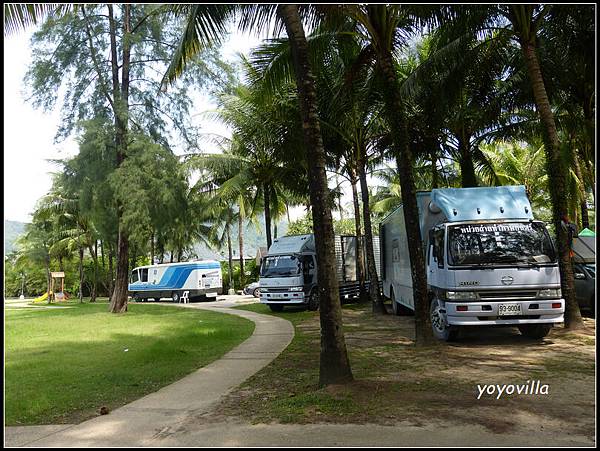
441, 4, 585, 328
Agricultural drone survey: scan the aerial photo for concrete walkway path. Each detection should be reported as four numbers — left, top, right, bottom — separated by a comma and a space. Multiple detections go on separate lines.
6, 301, 294, 447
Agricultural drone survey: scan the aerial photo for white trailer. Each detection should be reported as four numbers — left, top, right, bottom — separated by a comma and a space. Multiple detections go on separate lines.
380, 185, 564, 340
128, 260, 223, 302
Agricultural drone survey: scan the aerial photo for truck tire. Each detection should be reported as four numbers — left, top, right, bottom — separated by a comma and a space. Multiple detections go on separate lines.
430, 298, 459, 341
307, 289, 319, 311
518, 324, 552, 339
269, 304, 284, 312
172, 291, 180, 303
253, 288, 260, 298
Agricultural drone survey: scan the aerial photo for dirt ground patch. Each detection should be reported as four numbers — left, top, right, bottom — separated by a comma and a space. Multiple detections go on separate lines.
205, 303, 595, 440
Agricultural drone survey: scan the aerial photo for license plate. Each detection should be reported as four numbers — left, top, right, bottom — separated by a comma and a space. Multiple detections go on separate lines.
498, 303, 522, 316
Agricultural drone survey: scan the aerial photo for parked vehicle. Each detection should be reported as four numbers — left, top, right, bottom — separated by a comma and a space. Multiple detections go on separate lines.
244, 281, 260, 298
571, 229, 596, 317
128, 260, 223, 302
259, 234, 380, 312
380, 185, 564, 340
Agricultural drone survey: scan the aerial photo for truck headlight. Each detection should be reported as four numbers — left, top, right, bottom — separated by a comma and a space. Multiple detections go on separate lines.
538, 288, 561, 298
446, 291, 478, 300
289, 286, 303, 292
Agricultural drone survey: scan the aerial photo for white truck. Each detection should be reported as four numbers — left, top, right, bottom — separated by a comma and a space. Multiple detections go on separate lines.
380, 185, 565, 340
259, 234, 380, 312
128, 260, 223, 302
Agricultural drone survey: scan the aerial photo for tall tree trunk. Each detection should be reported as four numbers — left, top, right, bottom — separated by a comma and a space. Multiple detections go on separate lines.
357, 157, 385, 314
273, 223, 278, 240
238, 211, 245, 288
78, 245, 84, 303
227, 225, 234, 292
108, 243, 114, 299
572, 155, 590, 229
336, 172, 344, 220
100, 239, 106, 269
458, 136, 478, 188
150, 230, 155, 265
351, 172, 367, 303
280, 4, 353, 386
89, 242, 98, 303
430, 149, 439, 189
58, 256, 64, 272
264, 183, 273, 249
108, 3, 132, 314
110, 229, 129, 313
378, 49, 434, 345
519, 35, 583, 329
45, 251, 51, 304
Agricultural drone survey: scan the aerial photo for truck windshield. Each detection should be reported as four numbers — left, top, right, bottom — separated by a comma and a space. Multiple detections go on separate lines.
260, 255, 302, 277
448, 222, 557, 266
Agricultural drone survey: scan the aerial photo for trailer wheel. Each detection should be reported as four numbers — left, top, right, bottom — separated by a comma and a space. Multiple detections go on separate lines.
172, 291, 180, 303
307, 289, 320, 311
518, 324, 552, 339
269, 304, 284, 312
430, 298, 459, 341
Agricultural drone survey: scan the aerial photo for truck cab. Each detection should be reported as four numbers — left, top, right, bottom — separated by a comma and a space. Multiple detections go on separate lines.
428, 219, 564, 340
259, 235, 318, 311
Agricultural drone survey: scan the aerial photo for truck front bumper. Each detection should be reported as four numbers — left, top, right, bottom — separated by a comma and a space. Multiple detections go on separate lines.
260, 291, 306, 304
445, 299, 565, 326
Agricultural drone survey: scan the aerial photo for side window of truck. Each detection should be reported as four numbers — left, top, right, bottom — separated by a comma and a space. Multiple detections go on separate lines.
140, 268, 148, 282
434, 229, 444, 268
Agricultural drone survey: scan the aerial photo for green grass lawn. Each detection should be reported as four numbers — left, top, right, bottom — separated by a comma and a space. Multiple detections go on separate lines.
4, 301, 254, 425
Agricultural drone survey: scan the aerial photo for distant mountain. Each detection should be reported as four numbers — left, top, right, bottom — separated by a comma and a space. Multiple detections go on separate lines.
4, 220, 27, 256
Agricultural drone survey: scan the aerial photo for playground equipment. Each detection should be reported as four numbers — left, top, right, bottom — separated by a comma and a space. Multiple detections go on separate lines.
50, 272, 66, 302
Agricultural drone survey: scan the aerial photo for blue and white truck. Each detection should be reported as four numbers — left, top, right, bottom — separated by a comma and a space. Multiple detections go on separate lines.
380, 185, 565, 340
259, 234, 380, 312
128, 260, 223, 302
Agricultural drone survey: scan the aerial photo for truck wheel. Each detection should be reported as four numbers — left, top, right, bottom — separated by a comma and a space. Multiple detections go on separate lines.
518, 324, 552, 339
430, 298, 459, 341
269, 304, 284, 312
172, 291, 180, 303
307, 290, 320, 311
253, 288, 260, 298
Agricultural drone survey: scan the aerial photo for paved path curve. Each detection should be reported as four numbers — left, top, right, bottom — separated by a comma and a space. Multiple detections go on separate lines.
6, 301, 294, 447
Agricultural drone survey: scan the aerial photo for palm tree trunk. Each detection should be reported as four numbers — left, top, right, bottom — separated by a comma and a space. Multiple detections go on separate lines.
150, 230, 155, 265
45, 251, 51, 304
238, 212, 245, 288
357, 156, 385, 314
89, 242, 98, 303
78, 245, 84, 303
519, 37, 583, 329
108, 243, 114, 299
351, 172, 367, 303
378, 48, 434, 345
227, 225, 234, 292
264, 183, 273, 249
430, 149, 440, 189
572, 155, 589, 229
280, 4, 353, 386
458, 136, 478, 187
